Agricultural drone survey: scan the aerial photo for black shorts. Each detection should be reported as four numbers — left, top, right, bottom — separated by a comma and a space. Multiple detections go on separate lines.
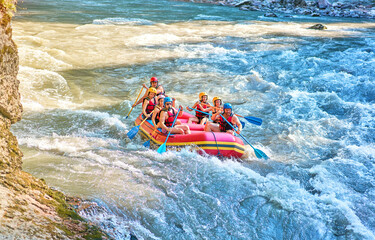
197, 116, 208, 124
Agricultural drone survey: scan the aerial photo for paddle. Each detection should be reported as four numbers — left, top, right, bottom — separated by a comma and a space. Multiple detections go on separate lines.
219, 114, 268, 160
237, 115, 262, 126
143, 129, 156, 148
125, 87, 144, 119
157, 108, 181, 154
127, 109, 155, 140
203, 103, 262, 126
143, 139, 151, 148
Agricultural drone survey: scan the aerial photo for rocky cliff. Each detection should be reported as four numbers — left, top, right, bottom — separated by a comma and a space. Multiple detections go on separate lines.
179, 0, 375, 18
0, 1, 106, 239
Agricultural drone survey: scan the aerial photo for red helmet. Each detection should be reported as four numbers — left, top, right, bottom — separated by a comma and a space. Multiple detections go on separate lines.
150, 77, 158, 82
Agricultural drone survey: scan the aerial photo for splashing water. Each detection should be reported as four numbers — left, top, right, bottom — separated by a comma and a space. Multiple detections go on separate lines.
12, 0, 375, 239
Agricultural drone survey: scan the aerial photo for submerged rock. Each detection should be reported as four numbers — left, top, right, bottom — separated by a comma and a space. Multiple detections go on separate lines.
264, 12, 278, 17
308, 23, 327, 30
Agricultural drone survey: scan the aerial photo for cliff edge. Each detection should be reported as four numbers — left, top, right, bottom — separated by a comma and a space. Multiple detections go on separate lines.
0, 1, 106, 239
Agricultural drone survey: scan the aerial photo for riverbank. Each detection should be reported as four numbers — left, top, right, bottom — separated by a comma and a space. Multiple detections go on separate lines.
178, 0, 375, 19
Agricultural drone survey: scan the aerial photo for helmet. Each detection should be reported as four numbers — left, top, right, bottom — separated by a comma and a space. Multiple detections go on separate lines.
212, 96, 222, 105
223, 103, 232, 110
199, 92, 208, 100
150, 77, 158, 82
164, 97, 172, 103
158, 95, 165, 100
148, 87, 157, 95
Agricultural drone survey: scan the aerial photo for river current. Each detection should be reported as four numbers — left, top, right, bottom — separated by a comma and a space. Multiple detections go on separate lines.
11, 0, 375, 239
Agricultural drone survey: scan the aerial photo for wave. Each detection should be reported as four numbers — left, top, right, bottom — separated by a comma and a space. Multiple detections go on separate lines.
93, 17, 154, 26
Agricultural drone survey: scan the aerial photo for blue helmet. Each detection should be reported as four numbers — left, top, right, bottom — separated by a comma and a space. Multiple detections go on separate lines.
164, 97, 173, 104
223, 103, 232, 110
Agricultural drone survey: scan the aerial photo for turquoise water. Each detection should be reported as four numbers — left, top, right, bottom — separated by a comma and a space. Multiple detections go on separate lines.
12, 0, 375, 239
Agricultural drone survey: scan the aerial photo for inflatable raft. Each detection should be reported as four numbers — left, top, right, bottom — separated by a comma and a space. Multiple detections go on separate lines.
134, 112, 245, 158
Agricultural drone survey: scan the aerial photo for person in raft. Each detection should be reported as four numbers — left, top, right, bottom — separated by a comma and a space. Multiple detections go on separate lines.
152, 95, 165, 128
204, 103, 242, 135
133, 76, 166, 107
186, 92, 211, 125
159, 97, 191, 135
209, 96, 223, 123
142, 87, 158, 120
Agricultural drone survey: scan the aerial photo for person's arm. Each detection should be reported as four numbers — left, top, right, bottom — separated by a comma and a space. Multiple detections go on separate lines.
133, 92, 147, 107
159, 111, 170, 132
211, 111, 221, 121
152, 107, 160, 128
232, 115, 242, 134
142, 99, 150, 117
157, 85, 164, 95
202, 103, 211, 112
186, 101, 198, 111
177, 106, 184, 117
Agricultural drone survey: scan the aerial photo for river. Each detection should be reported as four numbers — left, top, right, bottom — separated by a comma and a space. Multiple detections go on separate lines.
11, 0, 375, 239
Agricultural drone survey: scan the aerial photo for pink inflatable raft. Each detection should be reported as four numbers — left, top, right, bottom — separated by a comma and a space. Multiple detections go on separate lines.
134, 112, 245, 158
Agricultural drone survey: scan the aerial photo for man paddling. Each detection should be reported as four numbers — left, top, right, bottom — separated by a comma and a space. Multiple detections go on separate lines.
159, 97, 190, 135
133, 77, 166, 108
204, 103, 242, 135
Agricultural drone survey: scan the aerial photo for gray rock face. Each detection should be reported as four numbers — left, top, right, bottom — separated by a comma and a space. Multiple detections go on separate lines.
189, 0, 375, 19
318, 0, 331, 9
0, 4, 23, 174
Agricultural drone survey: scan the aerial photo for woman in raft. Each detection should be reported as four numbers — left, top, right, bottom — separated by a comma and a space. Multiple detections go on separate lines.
159, 97, 190, 135
204, 103, 242, 135
209, 96, 223, 123
133, 76, 166, 107
142, 87, 158, 120
186, 92, 211, 125
152, 95, 165, 128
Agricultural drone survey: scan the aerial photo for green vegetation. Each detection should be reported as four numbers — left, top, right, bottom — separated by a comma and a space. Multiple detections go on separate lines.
0, 0, 17, 16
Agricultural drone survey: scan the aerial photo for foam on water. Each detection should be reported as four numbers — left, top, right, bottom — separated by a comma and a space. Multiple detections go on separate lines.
93, 17, 154, 25
12, 1, 375, 238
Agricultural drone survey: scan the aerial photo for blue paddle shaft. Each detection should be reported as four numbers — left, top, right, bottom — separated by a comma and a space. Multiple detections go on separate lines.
188, 107, 212, 116
219, 114, 268, 159
157, 108, 181, 153
164, 108, 181, 143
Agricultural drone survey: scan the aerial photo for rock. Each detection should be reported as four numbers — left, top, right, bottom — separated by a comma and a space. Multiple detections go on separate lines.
294, 0, 307, 7
308, 23, 327, 30
301, 9, 312, 15
248, 6, 260, 11
280, 0, 306, 7
318, 0, 331, 9
311, 12, 321, 17
235, 0, 252, 7
264, 12, 278, 17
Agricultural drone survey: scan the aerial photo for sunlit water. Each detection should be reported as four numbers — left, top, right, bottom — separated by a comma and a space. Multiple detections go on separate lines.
11, 0, 375, 239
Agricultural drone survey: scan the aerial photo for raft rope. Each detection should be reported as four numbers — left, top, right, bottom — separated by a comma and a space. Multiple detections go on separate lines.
210, 131, 223, 158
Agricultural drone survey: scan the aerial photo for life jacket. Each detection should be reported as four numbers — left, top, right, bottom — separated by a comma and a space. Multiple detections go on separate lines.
144, 97, 156, 114
196, 101, 209, 118
150, 84, 166, 96
219, 113, 234, 132
162, 107, 176, 127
